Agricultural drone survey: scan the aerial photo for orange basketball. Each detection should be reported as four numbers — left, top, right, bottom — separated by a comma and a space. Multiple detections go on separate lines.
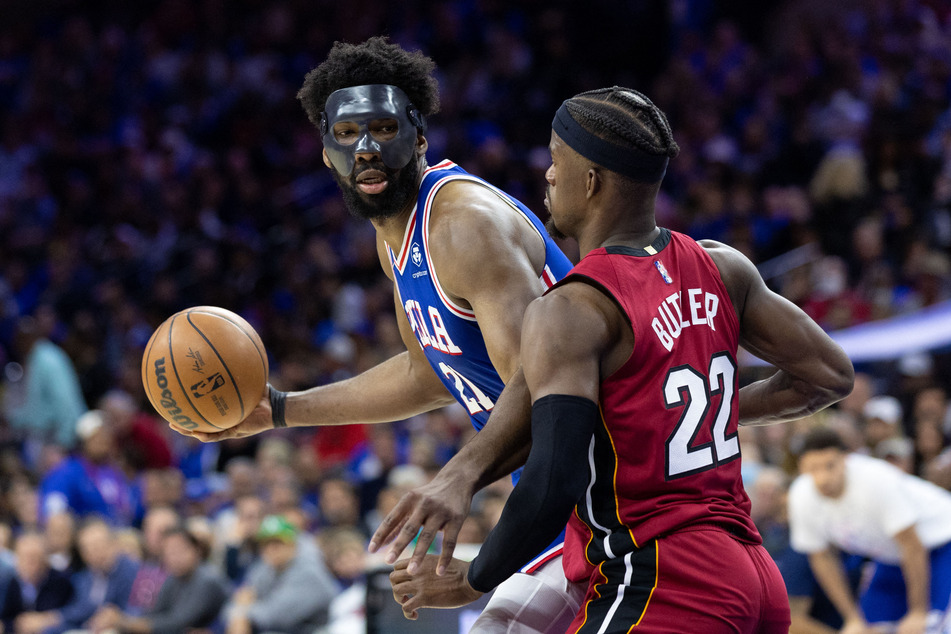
141, 306, 268, 433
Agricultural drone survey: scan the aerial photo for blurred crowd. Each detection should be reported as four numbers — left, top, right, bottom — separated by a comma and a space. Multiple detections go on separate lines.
0, 0, 949, 631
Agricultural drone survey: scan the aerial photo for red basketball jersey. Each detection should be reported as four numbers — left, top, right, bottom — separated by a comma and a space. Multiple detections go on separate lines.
556, 228, 761, 584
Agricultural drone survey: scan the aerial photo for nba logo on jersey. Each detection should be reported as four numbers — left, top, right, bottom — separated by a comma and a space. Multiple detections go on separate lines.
655, 259, 673, 284
411, 242, 423, 267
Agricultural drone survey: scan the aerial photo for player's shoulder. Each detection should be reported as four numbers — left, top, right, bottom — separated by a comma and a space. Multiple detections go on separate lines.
697, 239, 755, 276
426, 178, 536, 277
525, 281, 624, 349
428, 178, 522, 239
697, 238, 761, 309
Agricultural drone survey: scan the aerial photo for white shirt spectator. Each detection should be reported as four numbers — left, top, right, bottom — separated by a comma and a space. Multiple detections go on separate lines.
789, 453, 951, 564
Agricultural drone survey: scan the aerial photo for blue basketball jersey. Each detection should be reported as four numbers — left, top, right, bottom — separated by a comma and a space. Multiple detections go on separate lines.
386, 160, 572, 432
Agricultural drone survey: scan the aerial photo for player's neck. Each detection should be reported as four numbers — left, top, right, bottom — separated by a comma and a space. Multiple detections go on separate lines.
596, 225, 661, 252
579, 212, 659, 257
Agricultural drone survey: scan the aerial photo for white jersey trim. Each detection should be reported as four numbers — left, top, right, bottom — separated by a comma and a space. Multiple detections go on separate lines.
389, 160, 454, 275
583, 435, 617, 558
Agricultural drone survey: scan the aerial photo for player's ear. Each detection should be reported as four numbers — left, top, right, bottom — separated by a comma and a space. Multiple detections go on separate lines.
416, 134, 428, 156
322, 149, 333, 169
586, 168, 602, 199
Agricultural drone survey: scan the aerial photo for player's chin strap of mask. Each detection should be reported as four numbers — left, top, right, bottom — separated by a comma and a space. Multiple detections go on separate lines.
467, 394, 597, 594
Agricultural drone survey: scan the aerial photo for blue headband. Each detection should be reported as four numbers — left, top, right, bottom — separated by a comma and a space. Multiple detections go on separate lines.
552, 102, 669, 183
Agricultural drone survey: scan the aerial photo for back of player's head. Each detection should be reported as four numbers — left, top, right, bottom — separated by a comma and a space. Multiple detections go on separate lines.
796, 427, 848, 458
563, 87, 680, 168
298, 36, 440, 129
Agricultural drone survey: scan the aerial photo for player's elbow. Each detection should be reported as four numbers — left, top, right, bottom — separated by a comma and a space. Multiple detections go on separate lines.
808, 347, 854, 410
823, 346, 855, 402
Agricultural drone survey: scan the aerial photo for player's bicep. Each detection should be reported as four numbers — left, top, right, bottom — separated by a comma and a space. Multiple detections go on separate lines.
521, 286, 608, 403
468, 265, 547, 383
708, 242, 850, 387
429, 183, 550, 382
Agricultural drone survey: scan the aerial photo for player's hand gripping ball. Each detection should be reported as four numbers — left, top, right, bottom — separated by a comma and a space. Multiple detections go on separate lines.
141, 306, 268, 433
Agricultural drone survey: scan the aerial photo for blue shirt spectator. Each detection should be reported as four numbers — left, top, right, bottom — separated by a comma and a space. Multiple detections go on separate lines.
47, 519, 140, 633
39, 411, 134, 525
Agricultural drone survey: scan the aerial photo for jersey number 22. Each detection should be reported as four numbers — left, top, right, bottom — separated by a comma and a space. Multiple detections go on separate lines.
663, 352, 740, 480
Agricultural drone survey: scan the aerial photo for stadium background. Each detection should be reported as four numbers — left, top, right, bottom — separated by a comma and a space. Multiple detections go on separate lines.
0, 0, 949, 631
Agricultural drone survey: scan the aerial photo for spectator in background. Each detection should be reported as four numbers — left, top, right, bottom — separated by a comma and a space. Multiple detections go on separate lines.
43, 512, 78, 574
88, 525, 228, 634
46, 518, 139, 633
124, 506, 178, 616
222, 495, 266, 584
98, 389, 172, 474
6, 479, 40, 536
315, 477, 361, 534
38, 410, 134, 525
317, 527, 369, 634
789, 427, 951, 633
4, 315, 87, 453
224, 515, 337, 634
862, 395, 905, 446
0, 532, 73, 633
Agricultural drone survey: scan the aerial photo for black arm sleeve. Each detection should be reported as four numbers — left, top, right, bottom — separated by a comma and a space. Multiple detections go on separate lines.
467, 394, 597, 593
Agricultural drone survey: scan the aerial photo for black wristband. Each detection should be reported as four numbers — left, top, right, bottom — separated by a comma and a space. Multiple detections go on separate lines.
268, 384, 287, 428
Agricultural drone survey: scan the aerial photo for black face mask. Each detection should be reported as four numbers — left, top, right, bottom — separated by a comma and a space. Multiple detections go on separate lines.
320, 84, 424, 176
330, 154, 421, 221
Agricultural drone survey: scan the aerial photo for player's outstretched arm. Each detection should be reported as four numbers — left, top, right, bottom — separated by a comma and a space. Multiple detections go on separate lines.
371, 182, 555, 571
171, 239, 457, 442
702, 241, 854, 426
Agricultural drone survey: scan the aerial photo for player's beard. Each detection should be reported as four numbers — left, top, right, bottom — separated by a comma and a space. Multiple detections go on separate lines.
332, 157, 421, 221
544, 186, 567, 240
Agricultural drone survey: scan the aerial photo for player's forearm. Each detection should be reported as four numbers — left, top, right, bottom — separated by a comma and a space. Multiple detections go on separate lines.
467, 395, 595, 592
808, 550, 862, 623
284, 351, 455, 427
738, 366, 852, 426
438, 369, 533, 494
896, 527, 930, 614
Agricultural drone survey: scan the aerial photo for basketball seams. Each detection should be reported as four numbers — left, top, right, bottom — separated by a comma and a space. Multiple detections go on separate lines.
168, 314, 226, 430
185, 311, 246, 421
189, 309, 268, 379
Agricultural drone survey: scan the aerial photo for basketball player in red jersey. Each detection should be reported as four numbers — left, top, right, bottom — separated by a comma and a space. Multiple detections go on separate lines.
389, 87, 854, 633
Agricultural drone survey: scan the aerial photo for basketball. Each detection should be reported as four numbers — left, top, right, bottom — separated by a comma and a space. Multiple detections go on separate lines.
141, 306, 269, 433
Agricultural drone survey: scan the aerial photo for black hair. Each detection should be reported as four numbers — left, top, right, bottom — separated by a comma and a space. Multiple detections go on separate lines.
564, 87, 680, 163
796, 427, 848, 457
297, 36, 440, 129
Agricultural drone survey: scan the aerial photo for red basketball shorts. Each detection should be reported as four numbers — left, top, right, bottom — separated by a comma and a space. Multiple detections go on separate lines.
567, 526, 790, 634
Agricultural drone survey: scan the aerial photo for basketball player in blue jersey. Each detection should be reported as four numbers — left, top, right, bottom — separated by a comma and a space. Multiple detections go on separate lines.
170, 37, 581, 633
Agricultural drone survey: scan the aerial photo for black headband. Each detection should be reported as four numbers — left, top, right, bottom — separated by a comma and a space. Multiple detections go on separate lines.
552, 102, 669, 183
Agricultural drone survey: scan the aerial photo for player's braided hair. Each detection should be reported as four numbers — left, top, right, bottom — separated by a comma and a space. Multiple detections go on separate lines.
564, 87, 679, 163
297, 36, 440, 128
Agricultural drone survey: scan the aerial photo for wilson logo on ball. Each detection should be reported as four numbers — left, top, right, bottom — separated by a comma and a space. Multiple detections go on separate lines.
153, 357, 200, 430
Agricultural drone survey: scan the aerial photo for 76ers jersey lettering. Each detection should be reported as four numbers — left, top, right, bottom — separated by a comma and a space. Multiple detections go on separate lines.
387, 160, 572, 432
